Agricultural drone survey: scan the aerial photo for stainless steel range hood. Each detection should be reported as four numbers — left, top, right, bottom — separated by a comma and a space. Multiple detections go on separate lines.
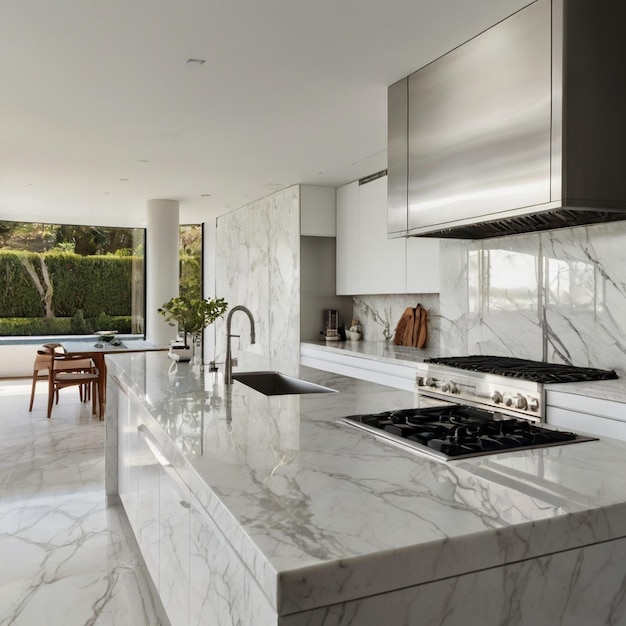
388, 0, 626, 240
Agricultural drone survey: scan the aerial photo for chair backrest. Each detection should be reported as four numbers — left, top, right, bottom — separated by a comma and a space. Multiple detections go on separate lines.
34, 344, 59, 370
36, 345, 96, 375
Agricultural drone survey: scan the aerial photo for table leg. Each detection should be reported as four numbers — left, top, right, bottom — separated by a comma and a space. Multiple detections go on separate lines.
92, 353, 107, 420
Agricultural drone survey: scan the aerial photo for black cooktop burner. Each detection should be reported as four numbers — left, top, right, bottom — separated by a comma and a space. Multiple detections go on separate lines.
339, 404, 597, 460
424, 356, 618, 384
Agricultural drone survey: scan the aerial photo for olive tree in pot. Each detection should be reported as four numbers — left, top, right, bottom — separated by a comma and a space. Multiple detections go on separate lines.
158, 296, 228, 362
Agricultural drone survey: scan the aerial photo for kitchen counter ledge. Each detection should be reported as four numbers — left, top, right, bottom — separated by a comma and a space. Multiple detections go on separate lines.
105, 351, 626, 625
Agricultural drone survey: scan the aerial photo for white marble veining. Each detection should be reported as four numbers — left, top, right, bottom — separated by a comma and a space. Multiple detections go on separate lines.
214, 186, 301, 365
106, 351, 626, 623
0, 379, 167, 626
439, 220, 626, 374
281, 536, 626, 625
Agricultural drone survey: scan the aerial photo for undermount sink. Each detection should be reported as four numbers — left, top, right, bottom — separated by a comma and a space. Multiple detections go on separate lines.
231, 371, 337, 396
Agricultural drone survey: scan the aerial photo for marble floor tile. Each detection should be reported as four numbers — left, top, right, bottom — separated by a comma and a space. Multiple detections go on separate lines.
0, 379, 169, 626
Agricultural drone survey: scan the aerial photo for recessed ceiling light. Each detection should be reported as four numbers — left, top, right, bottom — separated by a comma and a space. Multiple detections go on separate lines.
138, 159, 150, 163
120, 178, 129, 182
186, 58, 206, 67
200, 193, 211, 197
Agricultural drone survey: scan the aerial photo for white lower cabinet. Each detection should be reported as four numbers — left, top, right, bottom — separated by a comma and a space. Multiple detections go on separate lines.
117, 392, 191, 626
546, 390, 626, 441
136, 418, 161, 592
118, 390, 277, 625
117, 380, 138, 530
159, 461, 190, 626
300, 343, 419, 392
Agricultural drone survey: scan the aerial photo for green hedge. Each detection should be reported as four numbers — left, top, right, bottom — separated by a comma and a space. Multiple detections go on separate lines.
0, 250, 139, 318
0, 315, 133, 336
0, 251, 43, 316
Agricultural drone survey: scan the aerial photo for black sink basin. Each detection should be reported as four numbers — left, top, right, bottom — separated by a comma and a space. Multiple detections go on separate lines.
232, 371, 337, 396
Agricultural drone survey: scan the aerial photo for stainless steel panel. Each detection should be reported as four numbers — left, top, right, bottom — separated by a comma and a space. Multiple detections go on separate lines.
550, 0, 563, 201
387, 78, 408, 236
408, 0, 552, 234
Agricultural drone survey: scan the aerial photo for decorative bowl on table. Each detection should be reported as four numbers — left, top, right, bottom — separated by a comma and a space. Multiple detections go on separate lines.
94, 330, 121, 347
95, 330, 118, 342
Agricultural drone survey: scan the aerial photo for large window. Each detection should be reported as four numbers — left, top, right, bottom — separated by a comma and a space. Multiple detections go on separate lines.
179, 224, 203, 300
0, 221, 145, 337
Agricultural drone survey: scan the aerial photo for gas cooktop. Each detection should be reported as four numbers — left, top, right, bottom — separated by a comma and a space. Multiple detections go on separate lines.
337, 403, 597, 461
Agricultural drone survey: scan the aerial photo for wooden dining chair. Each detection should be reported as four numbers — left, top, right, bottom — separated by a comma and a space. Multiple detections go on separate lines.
33, 346, 101, 419
28, 343, 95, 412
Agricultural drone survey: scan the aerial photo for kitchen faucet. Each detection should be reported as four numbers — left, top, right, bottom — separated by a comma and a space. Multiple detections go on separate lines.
224, 305, 256, 384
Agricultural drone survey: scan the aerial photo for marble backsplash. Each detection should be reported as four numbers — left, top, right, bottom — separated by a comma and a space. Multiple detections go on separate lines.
437, 221, 626, 375
352, 294, 441, 349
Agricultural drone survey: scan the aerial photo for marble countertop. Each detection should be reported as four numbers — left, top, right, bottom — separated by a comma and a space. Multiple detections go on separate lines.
106, 351, 626, 616
301, 339, 442, 365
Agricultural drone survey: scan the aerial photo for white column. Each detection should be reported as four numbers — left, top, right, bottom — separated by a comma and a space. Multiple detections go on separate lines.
146, 199, 179, 345
202, 219, 218, 362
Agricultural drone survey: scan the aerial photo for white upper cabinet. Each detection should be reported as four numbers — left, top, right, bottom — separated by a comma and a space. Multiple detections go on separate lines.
336, 181, 360, 295
300, 185, 336, 236
336, 174, 440, 295
357, 175, 406, 295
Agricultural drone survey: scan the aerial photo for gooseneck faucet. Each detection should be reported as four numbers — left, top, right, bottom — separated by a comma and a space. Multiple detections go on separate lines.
224, 305, 256, 384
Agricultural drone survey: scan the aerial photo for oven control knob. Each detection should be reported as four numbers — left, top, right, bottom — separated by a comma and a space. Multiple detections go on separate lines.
440, 380, 458, 394
506, 394, 528, 410
491, 391, 503, 404
528, 397, 540, 412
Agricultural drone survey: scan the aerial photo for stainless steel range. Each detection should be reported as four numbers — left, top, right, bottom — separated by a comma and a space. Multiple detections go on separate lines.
416, 356, 618, 422
338, 356, 618, 461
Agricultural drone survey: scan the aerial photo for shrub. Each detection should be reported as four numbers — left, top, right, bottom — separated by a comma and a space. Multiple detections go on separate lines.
0, 250, 139, 318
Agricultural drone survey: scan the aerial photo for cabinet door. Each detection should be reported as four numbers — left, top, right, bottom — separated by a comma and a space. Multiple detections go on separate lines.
546, 391, 626, 442
406, 237, 440, 294
358, 176, 406, 294
159, 460, 191, 626
548, 407, 626, 441
300, 185, 336, 236
136, 418, 161, 591
117, 379, 138, 532
336, 181, 359, 295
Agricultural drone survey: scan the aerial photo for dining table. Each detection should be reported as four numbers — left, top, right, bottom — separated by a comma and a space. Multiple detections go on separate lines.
60, 338, 165, 418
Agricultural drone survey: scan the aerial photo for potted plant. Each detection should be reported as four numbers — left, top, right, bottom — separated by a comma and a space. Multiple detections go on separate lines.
158, 296, 228, 361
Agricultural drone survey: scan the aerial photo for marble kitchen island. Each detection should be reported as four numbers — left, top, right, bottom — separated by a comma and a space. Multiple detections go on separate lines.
105, 351, 626, 626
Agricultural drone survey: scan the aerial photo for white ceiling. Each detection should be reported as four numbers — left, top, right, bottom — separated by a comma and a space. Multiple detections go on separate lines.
1, 0, 531, 228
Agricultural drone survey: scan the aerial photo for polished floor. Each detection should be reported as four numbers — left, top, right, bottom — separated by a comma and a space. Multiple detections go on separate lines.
0, 378, 167, 625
